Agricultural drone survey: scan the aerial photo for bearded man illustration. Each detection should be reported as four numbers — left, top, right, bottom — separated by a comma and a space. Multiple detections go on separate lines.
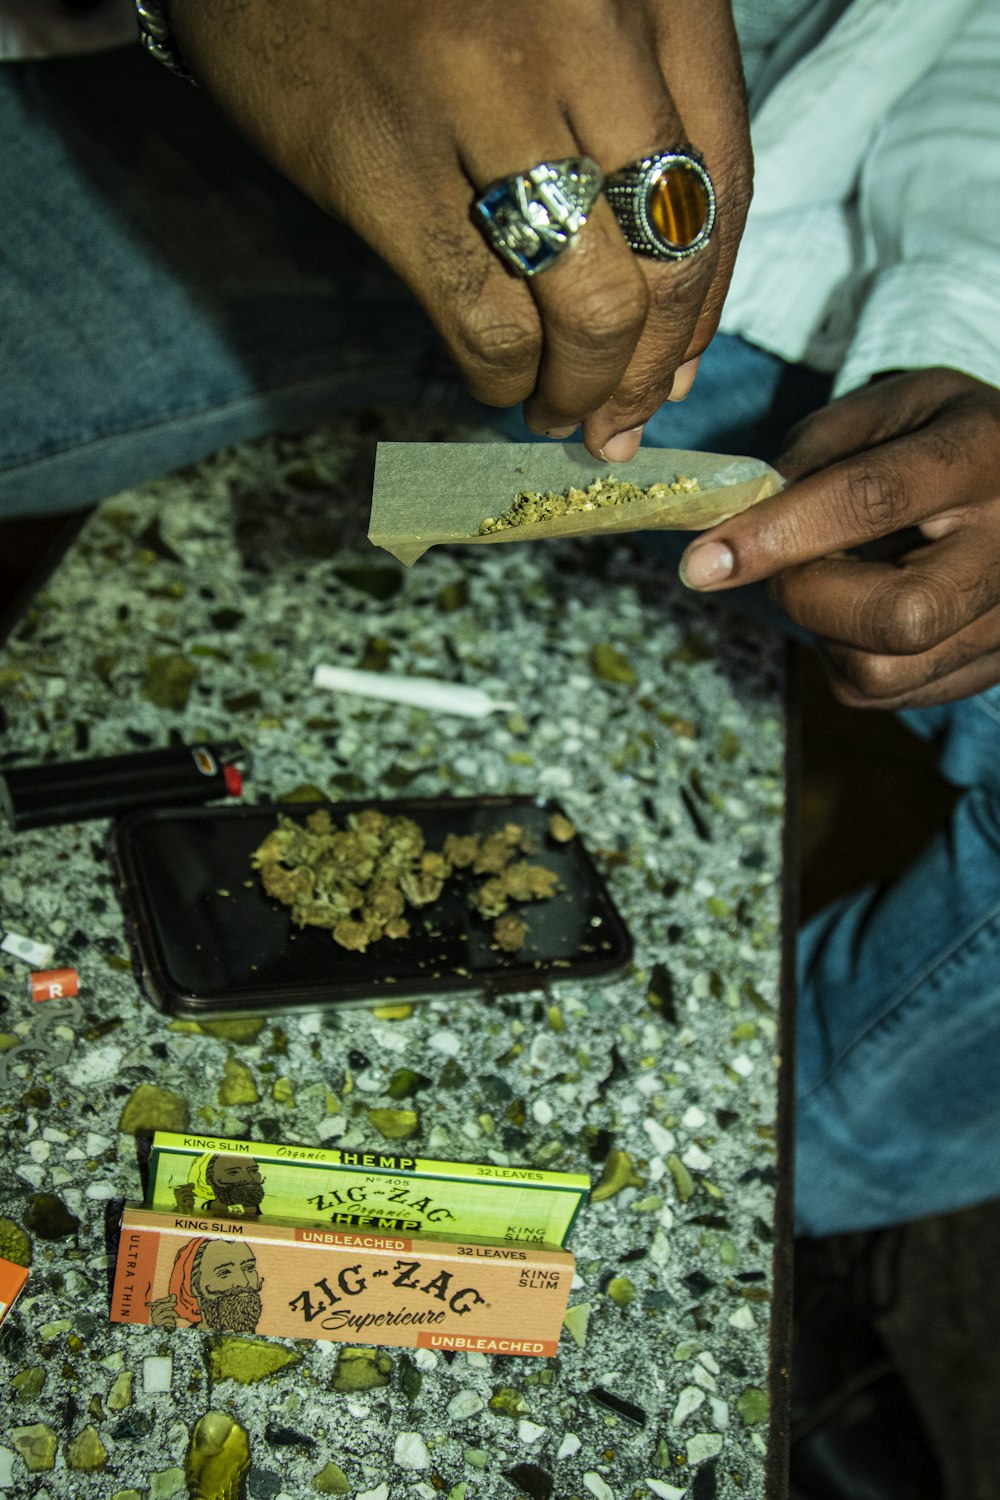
148, 1237, 264, 1332
172, 1152, 266, 1218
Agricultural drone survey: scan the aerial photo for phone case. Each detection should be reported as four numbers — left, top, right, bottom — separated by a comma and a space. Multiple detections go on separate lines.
110, 795, 632, 1018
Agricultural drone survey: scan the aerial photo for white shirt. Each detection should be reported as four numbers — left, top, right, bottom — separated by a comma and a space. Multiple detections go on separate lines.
722, 0, 1000, 396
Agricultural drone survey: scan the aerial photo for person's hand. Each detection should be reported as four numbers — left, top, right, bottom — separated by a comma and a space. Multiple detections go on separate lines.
679, 369, 1000, 709
148, 1293, 178, 1328
173, 1182, 195, 1212
168, 0, 751, 460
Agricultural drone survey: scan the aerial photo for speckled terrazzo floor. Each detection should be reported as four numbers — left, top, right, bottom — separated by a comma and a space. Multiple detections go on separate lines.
0, 411, 790, 1500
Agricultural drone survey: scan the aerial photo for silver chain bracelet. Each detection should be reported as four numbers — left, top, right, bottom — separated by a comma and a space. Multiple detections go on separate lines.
134, 1, 195, 82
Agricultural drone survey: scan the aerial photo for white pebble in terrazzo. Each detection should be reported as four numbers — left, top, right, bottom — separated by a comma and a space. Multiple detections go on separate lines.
697, 1351, 721, 1374
682, 1144, 712, 1171
710, 1398, 730, 1429
0, 1445, 15, 1489
643, 1117, 676, 1155
357, 1487, 390, 1500
686, 1433, 724, 1465
583, 1473, 616, 1500
671, 1387, 706, 1426
681, 1106, 707, 1129
393, 1432, 432, 1469
518, 1420, 546, 1444
729, 1304, 756, 1330
531, 1099, 554, 1125
447, 1390, 485, 1420
646, 1481, 688, 1500
142, 1355, 172, 1393
427, 1031, 461, 1057
71, 1044, 123, 1083
557, 1434, 581, 1459
412, 1348, 438, 1371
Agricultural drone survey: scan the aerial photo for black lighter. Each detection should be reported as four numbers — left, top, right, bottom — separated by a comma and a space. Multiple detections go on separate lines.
0, 741, 247, 832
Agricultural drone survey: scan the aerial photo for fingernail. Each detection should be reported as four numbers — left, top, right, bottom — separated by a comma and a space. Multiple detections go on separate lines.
544, 425, 576, 440
679, 541, 734, 589
599, 426, 644, 463
668, 357, 700, 403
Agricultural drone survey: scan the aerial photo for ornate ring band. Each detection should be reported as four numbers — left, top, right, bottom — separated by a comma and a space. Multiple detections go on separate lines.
473, 156, 604, 277
604, 150, 716, 261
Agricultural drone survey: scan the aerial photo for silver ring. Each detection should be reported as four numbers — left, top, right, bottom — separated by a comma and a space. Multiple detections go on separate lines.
473, 156, 604, 277
604, 150, 716, 261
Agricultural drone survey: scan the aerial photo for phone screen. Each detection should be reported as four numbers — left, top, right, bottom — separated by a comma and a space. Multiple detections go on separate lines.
111, 796, 632, 1018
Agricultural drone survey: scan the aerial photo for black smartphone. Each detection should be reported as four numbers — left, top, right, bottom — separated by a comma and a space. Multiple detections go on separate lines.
111, 795, 632, 1019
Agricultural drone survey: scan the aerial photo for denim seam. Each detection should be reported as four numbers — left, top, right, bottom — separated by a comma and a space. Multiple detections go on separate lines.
799, 899, 1000, 1102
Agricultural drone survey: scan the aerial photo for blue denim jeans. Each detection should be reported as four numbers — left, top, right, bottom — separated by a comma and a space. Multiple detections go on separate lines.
5, 47, 1000, 1237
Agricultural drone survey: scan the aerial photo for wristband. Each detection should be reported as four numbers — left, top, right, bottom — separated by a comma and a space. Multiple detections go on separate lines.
134, 1, 194, 82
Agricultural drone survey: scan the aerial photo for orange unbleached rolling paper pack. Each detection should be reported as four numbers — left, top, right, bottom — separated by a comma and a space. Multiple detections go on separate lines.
111, 1207, 574, 1357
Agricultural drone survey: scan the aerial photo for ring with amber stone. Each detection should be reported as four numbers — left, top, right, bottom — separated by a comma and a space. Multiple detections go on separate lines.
604, 150, 716, 260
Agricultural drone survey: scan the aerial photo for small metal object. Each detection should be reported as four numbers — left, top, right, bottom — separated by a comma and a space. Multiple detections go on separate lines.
134, 0, 194, 82
473, 156, 604, 277
604, 150, 716, 261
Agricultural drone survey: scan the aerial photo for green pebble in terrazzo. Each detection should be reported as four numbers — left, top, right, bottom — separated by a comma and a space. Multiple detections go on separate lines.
606, 1276, 635, 1308
719, 1239, 739, 1268
387, 1068, 429, 1100
272, 1076, 295, 1106
89, 1395, 105, 1421
0, 1218, 32, 1267
718, 727, 741, 762
185, 1410, 250, 1500
13, 1366, 45, 1401
447, 1486, 468, 1500
149, 1467, 187, 1499
563, 1303, 591, 1347
631, 1195, 664, 1212
65, 1424, 107, 1471
218, 1057, 260, 1106
400, 1357, 422, 1402
312, 1462, 351, 1494
118, 1084, 189, 1135
277, 783, 328, 803
111, 1491, 144, 1500
437, 1056, 470, 1092
737, 1387, 769, 1426
367, 1107, 419, 1141
197, 1017, 266, 1042
206, 1337, 301, 1385
331, 1348, 392, 1392
652, 1437, 673, 1469
142, 653, 197, 710
26, 1194, 79, 1241
546, 1005, 564, 1033
12, 1424, 57, 1472
436, 580, 469, 612
465, 1450, 488, 1468
591, 643, 638, 685
591, 1149, 644, 1202
489, 1387, 529, 1418
667, 1153, 696, 1203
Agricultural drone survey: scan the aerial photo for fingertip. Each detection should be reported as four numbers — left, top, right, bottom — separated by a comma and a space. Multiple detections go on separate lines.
679, 540, 734, 589
598, 425, 644, 463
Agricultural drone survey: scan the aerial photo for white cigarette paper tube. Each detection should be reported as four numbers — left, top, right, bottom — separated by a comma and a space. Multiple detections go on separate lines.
311, 665, 513, 719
